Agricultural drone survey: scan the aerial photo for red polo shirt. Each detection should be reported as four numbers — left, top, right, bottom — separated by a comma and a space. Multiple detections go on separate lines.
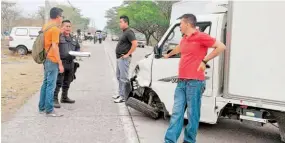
179, 31, 216, 80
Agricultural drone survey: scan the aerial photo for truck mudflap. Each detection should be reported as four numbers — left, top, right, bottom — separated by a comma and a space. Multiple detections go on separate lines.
271, 111, 285, 142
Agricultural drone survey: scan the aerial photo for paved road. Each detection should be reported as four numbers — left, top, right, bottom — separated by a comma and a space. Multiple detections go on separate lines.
104, 39, 282, 143
2, 40, 282, 143
2, 41, 138, 143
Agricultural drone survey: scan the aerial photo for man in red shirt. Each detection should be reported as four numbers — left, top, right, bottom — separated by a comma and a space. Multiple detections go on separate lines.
163, 14, 226, 143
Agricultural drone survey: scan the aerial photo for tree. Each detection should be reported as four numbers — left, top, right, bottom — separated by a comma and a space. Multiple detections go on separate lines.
57, 5, 90, 31
151, 1, 179, 42
36, 6, 45, 24
36, 4, 90, 31
118, 1, 166, 45
105, 7, 121, 35
1, 1, 21, 33
105, 0, 179, 45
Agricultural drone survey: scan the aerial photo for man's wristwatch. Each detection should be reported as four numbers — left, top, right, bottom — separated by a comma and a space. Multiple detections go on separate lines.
202, 60, 208, 65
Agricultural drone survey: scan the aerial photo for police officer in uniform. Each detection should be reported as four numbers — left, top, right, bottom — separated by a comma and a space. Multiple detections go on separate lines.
54, 20, 80, 108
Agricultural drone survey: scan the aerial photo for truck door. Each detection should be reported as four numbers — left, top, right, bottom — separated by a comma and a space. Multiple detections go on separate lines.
151, 16, 220, 121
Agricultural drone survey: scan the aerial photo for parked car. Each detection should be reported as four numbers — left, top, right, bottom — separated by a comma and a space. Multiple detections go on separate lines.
137, 40, 146, 48
111, 35, 119, 41
136, 34, 146, 48
9, 26, 41, 55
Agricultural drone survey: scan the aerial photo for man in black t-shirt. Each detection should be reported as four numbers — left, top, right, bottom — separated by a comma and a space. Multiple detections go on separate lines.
113, 15, 138, 103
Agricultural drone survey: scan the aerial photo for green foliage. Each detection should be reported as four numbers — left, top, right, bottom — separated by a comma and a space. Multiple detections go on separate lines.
105, 0, 178, 45
117, 1, 167, 44
105, 7, 121, 35
57, 5, 90, 31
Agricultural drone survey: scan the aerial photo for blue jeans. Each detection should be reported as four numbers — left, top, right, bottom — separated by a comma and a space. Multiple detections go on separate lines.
116, 57, 131, 99
38, 59, 58, 113
165, 80, 205, 143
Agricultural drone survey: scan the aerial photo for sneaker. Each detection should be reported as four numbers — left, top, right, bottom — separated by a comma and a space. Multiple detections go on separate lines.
112, 95, 120, 99
39, 110, 45, 114
114, 96, 125, 103
46, 111, 63, 117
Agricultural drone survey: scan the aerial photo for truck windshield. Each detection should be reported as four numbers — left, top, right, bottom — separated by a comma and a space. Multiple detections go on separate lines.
161, 22, 212, 58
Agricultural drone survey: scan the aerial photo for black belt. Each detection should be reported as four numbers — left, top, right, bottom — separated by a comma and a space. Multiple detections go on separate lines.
178, 78, 196, 82
62, 60, 74, 64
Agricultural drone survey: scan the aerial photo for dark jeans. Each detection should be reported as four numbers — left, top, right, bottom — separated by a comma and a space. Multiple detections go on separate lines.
54, 61, 74, 100
165, 80, 205, 143
39, 59, 58, 113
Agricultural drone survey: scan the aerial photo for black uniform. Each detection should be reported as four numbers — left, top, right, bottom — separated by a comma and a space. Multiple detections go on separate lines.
54, 34, 80, 103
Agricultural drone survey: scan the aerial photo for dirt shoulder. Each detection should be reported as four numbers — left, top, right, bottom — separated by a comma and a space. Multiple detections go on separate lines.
1, 40, 43, 122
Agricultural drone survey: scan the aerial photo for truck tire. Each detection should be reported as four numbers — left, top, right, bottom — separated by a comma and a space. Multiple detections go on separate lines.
126, 97, 159, 119
272, 111, 285, 142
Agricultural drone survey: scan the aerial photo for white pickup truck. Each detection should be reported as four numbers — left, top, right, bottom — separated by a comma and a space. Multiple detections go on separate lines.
125, 1, 285, 142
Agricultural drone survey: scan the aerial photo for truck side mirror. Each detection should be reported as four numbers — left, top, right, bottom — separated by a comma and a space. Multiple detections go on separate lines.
154, 46, 162, 59
154, 45, 158, 55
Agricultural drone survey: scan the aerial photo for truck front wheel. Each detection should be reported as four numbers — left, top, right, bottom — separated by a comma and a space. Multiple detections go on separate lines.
126, 97, 159, 119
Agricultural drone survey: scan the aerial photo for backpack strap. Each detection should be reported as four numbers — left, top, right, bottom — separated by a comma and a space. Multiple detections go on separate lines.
40, 24, 58, 33
42, 24, 58, 58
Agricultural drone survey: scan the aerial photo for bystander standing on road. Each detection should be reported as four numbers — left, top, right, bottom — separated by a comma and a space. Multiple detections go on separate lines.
163, 14, 226, 143
98, 32, 103, 44
113, 15, 138, 103
38, 7, 64, 117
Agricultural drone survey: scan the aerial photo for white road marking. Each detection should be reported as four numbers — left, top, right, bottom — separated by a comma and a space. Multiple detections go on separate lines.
103, 42, 140, 143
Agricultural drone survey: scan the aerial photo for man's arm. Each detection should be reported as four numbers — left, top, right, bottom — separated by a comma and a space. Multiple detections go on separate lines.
164, 45, 181, 58
203, 41, 226, 62
51, 29, 61, 63
125, 40, 137, 56
51, 28, 63, 72
197, 34, 226, 71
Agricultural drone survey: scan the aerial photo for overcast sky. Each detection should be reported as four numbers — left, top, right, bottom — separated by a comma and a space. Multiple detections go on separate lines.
12, 0, 123, 30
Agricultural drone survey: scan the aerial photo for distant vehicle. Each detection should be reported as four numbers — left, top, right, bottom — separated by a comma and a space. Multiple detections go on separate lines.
135, 32, 146, 48
137, 40, 146, 48
85, 32, 93, 41
111, 35, 119, 41
136, 35, 146, 48
9, 26, 41, 55
102, 32, 107, 41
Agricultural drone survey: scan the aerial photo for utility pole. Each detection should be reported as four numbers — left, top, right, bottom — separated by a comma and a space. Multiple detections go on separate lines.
45, 0, 50, 23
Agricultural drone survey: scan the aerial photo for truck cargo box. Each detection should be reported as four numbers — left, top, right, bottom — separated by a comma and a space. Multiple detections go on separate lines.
224, 1, 285, 107
170, 1, 227, 24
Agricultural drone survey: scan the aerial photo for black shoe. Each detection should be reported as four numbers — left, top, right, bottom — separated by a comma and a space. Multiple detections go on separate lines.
61, 98, 75, 104
54, 99, 61, 108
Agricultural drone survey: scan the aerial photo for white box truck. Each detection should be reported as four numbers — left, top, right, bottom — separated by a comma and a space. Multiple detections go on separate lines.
125, 1, 285, 142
